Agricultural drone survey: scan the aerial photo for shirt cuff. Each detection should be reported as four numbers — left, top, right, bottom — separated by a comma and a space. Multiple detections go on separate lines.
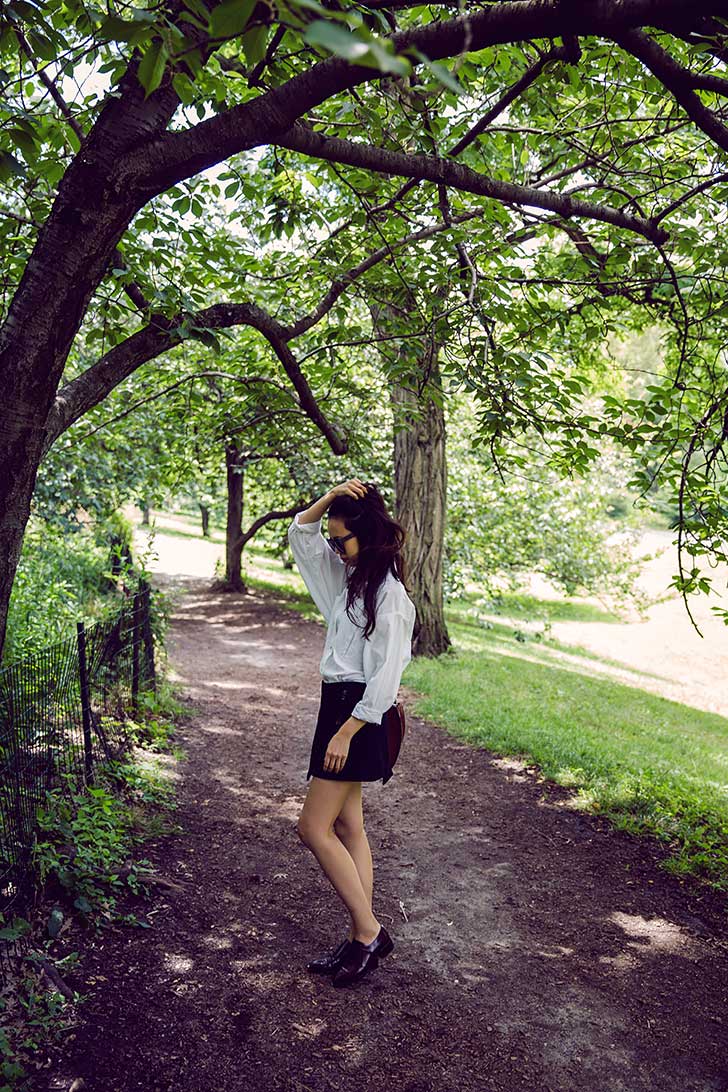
349, 701, 387, 726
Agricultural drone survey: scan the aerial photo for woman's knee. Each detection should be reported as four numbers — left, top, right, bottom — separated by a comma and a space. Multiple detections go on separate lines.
333, 814, 364, 842
297, 778, 360, 847
297, 818, 334, 847
296, 819, 315, 846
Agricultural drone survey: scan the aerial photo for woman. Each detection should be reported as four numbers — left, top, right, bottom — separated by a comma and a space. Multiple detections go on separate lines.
287, 478, 416, 987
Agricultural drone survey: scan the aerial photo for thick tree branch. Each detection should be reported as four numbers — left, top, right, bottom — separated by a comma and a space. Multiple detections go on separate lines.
11, 15, 157, 317
316, 40, 580, 253
614, 28, 728, 154
46, 304, 347, 454
236, 504, 302, 552
134, 0, 722, 193
72, 371, 298, 444
275, 123, 669, 242
52, 201, 498, 446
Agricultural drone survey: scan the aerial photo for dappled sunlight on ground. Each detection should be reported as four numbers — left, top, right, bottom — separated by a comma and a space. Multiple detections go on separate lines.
610, 911, 701, 958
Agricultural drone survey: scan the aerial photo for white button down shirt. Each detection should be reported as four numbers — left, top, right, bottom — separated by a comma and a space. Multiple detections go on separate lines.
287, 511, 416, 725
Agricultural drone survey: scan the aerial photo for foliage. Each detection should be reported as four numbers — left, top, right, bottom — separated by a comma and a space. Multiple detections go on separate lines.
2, 506, 171, 665
32, 775, 152, 917
32, 407, 188, 531
2, 1, 728, 644
444, 395, 647, 612
0, 686, 182, 1091
0, 948, 82, 1092
3, 518, 115, 664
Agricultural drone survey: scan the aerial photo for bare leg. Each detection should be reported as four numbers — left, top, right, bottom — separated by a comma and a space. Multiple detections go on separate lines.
333, 782, 374, 941
297, 777, 380, 944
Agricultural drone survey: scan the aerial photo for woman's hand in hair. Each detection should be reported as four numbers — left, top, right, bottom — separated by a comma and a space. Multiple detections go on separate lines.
328, 479, 368, 501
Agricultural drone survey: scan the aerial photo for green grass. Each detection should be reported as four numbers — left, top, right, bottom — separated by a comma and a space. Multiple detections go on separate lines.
144, 512, 728, 892
457, 588, 621, 624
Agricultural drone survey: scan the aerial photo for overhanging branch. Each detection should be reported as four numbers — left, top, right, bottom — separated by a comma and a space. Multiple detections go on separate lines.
136, 0, 723, 193
614, 28, 728, 154
276, 123, 670, 243
46, 304, 347, 455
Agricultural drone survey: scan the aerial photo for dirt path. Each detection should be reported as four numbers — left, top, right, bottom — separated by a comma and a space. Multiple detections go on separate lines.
40, 573, 728, 1092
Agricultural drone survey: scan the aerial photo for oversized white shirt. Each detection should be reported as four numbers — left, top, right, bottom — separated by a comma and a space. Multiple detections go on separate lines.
287, 510, 416, 725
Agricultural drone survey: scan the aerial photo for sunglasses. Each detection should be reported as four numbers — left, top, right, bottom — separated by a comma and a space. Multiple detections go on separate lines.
326, 532, 356, 555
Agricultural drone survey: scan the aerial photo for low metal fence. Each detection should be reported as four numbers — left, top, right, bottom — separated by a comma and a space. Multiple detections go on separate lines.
0, 577, 156, 976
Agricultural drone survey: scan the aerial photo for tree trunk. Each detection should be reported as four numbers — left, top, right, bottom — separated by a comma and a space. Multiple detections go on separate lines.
199, 504, 210, 538
0, 426, 47, 659
392, 351, 450, 658
371, 296, 451, 658
141, 504, 151, 526
225, 445, 246, 592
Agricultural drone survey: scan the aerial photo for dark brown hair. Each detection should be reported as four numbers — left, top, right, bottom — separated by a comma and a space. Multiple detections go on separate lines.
328, 482, 410, 640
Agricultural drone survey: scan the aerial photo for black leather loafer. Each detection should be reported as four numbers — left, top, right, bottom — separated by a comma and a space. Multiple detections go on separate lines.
331, 927, 394, 987
306, 938, 352, 974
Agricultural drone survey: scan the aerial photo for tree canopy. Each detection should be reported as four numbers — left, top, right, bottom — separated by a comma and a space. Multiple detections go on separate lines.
2, 1, 728, 651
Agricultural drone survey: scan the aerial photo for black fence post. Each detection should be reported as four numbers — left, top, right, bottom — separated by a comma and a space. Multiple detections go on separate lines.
139, 578, 156, 693
131, 590, 141, 711
2, 588, 159, 987
76, 622, 94, 785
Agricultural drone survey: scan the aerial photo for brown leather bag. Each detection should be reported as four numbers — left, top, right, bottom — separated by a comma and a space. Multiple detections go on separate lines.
382, 700, 406, 769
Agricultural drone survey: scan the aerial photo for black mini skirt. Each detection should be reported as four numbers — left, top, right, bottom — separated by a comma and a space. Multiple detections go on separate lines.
307, 680, 394, 785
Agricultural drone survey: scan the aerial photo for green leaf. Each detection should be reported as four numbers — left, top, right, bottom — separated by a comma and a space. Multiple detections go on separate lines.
0, 916, 30, 941
0, 150, 27, 181
364, 39, 411, 77
286, 0, 331, 14
98, 15, 143, 41
137, 41, 168, 99
47, 908, 64, 938
6, 0, 41, 17
7, 126, 37, 160
183, 0, 213, 23
172, 72, 196, 104
407, 49, 463, 95
303, 21, 371, 62
242, 25, 269, 67
209, 0, 257, 40
182, 47, 203, 77
26, 29, 57, 59
189, 326, 222, 352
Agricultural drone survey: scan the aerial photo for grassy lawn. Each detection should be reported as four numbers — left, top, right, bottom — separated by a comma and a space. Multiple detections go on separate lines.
460, 588, 622, 624
165, 519, 728, 892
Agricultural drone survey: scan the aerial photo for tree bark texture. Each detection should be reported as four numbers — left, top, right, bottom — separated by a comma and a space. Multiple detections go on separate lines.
372, 299, 450, 659
225, 445, 246, 592
392, 357, 450, 659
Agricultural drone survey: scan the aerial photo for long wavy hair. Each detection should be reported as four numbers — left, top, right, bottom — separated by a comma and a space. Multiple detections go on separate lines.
328, 482, 410, 641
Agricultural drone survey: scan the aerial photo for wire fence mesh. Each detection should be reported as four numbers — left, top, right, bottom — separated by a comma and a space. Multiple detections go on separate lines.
0, 577, 157, 978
